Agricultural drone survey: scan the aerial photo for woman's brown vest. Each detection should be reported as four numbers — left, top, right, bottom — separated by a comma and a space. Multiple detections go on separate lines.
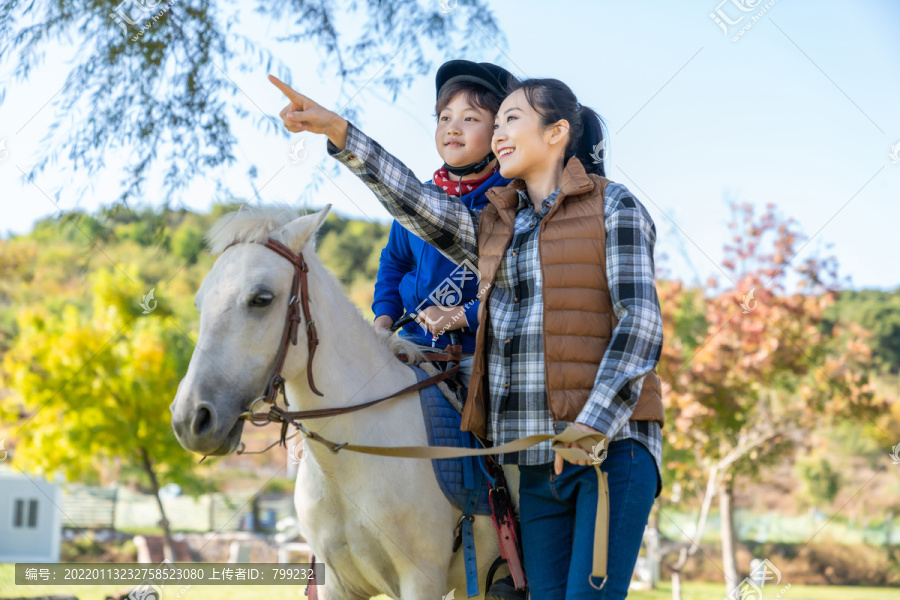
461, 157, 665, 439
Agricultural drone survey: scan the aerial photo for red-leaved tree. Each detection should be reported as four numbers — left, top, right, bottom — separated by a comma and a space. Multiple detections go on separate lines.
657, 203, 883, 599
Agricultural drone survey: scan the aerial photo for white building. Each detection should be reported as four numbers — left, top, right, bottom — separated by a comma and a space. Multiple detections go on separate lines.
0, 467, 62, 562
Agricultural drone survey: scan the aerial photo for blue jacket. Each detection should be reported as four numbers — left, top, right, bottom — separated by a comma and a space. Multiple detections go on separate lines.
372, 170, 511, 353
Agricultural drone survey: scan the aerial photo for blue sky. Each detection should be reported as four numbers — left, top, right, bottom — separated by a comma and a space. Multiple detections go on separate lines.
1, 0, 898, 291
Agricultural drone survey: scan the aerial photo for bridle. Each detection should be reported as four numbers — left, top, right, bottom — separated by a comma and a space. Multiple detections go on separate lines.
221, 238, 322, 437
227, 237, 460, 445
265, 239, 324, 397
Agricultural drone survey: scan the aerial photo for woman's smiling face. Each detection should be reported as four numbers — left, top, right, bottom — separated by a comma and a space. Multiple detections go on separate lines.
492, 88, 566, 180
435, 93, 495, 168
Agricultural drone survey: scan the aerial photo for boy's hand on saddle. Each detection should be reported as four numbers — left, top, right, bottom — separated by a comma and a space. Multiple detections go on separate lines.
554, 421, 602, 475
373, 315, 394, 333
415, 305, 466, 337
268, 74, 349, 149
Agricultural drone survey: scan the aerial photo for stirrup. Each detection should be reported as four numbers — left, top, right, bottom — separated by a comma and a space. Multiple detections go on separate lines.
485, 556, 507, 592
485, 560, 527, 600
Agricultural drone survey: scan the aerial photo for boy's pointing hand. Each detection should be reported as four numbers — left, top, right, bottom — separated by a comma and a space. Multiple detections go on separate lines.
269, 74, 348, 149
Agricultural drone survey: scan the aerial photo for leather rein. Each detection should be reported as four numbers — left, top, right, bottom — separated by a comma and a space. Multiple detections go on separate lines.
229, 238, 460, 448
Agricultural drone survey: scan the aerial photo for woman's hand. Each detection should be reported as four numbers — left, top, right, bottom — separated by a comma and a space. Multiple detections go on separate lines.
415, 305, 467, 337
554, 422, 604, 475
268, 74, 349, 150
373, 315, 394, 333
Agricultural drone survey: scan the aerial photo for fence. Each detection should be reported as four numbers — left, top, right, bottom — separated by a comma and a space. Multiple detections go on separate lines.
64, 485, 900, 546
61, 485, 296, 533
61, 485, 117, 529
660, 508, 900, 546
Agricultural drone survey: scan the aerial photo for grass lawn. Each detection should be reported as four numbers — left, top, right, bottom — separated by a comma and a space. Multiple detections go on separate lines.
0, 565, 303, 600
624, 582, 900, 599
2, 566, 897, 600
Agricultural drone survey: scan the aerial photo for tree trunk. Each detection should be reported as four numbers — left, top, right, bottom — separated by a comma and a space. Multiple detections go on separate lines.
647, 508, 660, 588
668, 462, 720, 600
251, 494, 260, 533
720, 476, 740, 597
887, 508, 895, 547
140, 447, 176, 561
664, 429, 786, 600
670, 546, 687, 600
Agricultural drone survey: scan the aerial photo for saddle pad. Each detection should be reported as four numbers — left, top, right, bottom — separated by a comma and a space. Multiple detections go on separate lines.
412, 366, 491, 515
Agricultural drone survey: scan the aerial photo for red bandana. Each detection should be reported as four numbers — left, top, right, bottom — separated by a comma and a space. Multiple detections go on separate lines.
432, 165, 499, 197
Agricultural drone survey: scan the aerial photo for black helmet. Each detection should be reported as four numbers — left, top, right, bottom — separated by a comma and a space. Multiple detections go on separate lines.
435, 60, 515, 101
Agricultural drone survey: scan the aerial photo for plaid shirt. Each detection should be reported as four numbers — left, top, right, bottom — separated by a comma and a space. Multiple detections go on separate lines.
328, 123, 663, 492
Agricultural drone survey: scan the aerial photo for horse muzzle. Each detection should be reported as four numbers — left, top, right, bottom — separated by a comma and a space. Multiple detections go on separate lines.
171, 394, 246, 456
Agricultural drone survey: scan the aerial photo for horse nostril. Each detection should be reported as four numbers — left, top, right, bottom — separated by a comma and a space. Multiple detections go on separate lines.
192, 403, 216, 437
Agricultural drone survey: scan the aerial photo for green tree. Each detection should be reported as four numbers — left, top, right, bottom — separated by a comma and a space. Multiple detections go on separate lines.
824, 288, 900, 374
0, 267, 200, 560
317, 214, 389, 286
171, 223, 206, 265
796, 450, 842, 510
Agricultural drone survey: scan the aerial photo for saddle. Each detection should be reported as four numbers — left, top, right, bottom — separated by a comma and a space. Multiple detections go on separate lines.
411, 364, 492, 515
412, 361, 527, 596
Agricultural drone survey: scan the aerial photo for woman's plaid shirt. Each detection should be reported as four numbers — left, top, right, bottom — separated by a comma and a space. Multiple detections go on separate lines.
328, 123, 663, 492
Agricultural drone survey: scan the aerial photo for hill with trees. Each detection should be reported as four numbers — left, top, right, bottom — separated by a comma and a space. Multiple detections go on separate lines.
0, 201, 897, 582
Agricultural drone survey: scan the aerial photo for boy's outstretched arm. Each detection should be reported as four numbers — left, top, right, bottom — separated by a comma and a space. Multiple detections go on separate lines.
270, 74, 479, 268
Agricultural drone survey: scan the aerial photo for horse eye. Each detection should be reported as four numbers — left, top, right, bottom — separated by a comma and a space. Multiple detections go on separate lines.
249, 293, 274, 307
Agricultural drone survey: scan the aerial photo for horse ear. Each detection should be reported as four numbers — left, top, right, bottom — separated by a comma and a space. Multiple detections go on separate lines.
281, 204, 332, 251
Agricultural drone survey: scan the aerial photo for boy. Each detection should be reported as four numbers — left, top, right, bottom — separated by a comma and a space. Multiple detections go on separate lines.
370, 60, 524, 600
372, 60, 514, 395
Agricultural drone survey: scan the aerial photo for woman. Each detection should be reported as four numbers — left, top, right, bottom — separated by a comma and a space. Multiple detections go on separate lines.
271, 73, 665, 599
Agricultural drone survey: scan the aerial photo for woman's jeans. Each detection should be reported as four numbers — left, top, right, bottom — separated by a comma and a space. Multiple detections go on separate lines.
517, 439, 657, 599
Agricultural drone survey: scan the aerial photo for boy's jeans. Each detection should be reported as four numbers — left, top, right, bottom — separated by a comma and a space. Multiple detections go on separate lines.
516, 439, 657, 599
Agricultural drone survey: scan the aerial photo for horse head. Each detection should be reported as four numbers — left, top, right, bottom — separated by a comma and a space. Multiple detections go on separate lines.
170, 204, 330, 456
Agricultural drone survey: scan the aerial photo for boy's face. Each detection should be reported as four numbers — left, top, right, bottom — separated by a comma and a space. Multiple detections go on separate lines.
435, 93, 496, 168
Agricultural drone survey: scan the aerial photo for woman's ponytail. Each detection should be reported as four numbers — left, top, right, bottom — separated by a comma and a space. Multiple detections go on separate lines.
507, 78, 609, 177
574, 104, 608, 178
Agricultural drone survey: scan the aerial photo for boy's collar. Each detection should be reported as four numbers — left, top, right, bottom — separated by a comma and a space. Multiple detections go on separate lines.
443, 152, 496, 177
433, 164, 501, 199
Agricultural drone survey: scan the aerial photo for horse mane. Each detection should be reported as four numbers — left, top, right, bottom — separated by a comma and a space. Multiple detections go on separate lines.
376, 330, 426, 365
206, 203, 299, 256
206, 203, 425, 363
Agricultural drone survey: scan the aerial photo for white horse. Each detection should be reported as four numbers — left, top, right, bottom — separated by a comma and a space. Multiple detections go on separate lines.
170, 204, 503, 600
